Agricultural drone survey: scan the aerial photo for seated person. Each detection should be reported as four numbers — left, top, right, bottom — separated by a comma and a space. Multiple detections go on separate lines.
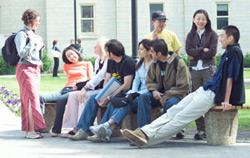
88, 39, 153, 142
68, 39, 135, 140
121, 25, 245, 147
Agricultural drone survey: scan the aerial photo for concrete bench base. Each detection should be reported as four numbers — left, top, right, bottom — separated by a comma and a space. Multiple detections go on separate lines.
205, 109, 238, 145
42, 103, 56, 133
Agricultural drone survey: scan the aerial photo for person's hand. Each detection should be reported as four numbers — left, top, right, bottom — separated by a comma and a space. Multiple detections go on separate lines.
189, 56, 194, 60
78, 88, 86, 103
73, 84, 77, 90
221, 102, 232, 112
97, 97, 109, 107
152, 90, 164, 105
152, 30, 159, 40
203, 48, 209, 52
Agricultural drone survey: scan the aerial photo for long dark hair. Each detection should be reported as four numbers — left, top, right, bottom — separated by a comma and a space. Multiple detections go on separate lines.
135, 39, 151, 71
190, 9, 212, 33
62, 46, 83, 64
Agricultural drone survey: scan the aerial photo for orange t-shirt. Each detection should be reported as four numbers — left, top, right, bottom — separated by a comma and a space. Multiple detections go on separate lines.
63, 61, 93, 87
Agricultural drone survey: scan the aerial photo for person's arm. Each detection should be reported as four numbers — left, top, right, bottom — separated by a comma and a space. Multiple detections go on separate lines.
185, 32, 203, 58
86, 61, 94, 80
15, 32, 43, 58
200, 31, 218, 60
87, 59, 108, 90
55, 46, 61, 52
97, 74, 133, 107
221, 78, 233, 111
164, 59, 191, 98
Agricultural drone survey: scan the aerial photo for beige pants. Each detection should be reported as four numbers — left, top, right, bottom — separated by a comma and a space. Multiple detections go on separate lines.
141, 87, 215, 146
62, 89, 101, 128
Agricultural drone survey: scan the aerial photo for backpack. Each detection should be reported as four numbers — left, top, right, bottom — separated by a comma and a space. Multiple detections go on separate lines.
2, 30, 28, 66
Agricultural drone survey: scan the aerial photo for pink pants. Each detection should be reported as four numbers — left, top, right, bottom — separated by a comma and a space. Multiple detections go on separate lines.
16, 64, 46, 131
62, 89, 101, 128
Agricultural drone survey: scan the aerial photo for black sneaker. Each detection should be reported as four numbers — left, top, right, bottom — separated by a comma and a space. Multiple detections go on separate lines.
176, 130, 185, 139
194, 131, 206, 140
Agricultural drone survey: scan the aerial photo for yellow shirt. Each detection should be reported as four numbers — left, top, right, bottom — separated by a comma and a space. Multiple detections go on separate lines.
144, 29, 182, 52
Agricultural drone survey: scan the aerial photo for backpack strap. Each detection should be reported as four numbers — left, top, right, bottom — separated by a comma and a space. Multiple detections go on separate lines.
173, 55, 181, 71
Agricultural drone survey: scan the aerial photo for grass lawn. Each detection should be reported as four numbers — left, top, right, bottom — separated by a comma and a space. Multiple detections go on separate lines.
0, 70, 250, 130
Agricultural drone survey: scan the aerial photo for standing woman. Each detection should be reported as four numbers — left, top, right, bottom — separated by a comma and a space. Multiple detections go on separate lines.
52, 40, 61, 77
15, 9, 46, 139
185, 9, 218, 140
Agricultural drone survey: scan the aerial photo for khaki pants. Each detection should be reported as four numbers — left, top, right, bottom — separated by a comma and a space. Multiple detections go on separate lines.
141, 87, 215, 146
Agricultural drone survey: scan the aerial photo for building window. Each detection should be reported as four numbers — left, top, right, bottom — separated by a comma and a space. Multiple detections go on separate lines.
149, 4, 163, 32
217, 4, 229, 30
81, 5, 94, 33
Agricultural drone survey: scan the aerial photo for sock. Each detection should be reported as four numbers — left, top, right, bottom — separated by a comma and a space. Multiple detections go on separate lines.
103, 122, 110, 128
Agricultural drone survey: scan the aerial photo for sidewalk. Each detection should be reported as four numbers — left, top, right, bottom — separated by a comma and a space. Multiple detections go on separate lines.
0, 101, 250, 158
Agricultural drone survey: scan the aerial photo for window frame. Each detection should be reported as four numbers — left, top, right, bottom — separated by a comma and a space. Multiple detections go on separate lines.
149, 3, 164, 32
216, 2, 230, 30
79, 4, 96, 38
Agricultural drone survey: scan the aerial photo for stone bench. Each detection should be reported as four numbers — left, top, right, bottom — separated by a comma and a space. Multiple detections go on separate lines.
205, 105, 250, 145
42, 102, 57, 133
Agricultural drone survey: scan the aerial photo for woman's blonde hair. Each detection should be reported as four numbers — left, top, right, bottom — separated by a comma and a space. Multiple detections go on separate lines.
97, 37, 109, 59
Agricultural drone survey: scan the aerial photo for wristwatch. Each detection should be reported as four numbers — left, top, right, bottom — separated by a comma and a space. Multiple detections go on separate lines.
83, 86, 89, 91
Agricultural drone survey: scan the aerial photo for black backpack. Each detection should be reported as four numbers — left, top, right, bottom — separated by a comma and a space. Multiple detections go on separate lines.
2, 30, 28, 66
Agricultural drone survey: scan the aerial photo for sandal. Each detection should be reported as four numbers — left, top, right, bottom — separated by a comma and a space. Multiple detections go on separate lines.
25, 132, 43, 139
60, 133, 69, 138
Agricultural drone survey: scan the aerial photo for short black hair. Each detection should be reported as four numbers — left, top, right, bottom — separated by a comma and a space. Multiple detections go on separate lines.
62, 46, 82, 64
223, 25, 240, 43
150, 39, 168, 56
105, 39, 125, 57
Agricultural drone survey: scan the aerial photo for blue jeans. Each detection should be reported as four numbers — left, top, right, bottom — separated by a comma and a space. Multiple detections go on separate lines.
100, 97, 139, 125
136, 92, 180, 127
76, 93, 99, 132
40, 87, 73, 114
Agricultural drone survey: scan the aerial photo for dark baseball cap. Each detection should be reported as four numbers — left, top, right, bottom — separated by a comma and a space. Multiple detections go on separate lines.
152, 10, 168, 20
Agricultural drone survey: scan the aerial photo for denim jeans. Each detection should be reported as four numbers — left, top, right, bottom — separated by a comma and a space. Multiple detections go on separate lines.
136, 92, 181, 127
40, 87, 73, 114
100, 97, 139, 125
100, 92, 180, 128
76, 93, 99, 132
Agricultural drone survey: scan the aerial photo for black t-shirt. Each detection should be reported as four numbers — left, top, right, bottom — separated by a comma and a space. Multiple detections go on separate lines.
159, 61, 167, 93
107, 55, 135, 84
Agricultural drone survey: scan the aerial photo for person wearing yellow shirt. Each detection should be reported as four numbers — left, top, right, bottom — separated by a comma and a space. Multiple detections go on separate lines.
144, 10, 182, 56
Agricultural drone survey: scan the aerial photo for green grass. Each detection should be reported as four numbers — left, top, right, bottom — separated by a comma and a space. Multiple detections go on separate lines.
0, 73, 67, 95
244, 69, 250, 79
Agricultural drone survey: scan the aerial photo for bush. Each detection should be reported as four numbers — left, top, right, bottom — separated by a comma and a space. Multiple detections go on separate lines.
0, 56, 16, 75
41, 50, 52, 73
244, 53, 250, 68
84, 57, 96, 66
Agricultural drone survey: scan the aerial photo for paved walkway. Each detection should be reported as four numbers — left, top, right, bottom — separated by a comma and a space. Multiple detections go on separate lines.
0, 101, 250, 158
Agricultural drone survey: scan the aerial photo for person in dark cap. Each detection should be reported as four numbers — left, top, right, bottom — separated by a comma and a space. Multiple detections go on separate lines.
144, 10, 182, 56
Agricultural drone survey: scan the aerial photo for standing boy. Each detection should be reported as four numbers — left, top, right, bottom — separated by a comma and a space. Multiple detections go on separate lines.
145, 10, 182, 56
122, 25, 245, 147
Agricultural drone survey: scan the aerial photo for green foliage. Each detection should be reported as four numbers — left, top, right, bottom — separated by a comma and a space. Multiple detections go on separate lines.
180, 54, 190, 66
243, 53, 250, 68
0, 56, 16, 75
41, 50, 52, 73
83, 57, 96, 66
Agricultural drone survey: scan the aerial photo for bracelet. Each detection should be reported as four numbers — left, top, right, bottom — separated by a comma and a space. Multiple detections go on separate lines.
107, 96, 111, 100
83, 86, 89, 91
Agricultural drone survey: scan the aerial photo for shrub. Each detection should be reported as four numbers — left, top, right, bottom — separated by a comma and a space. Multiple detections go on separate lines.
244, 53, 250, 68
41, 50, 52, 73
0, 56, 16, 75
84, 57, 96, 66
